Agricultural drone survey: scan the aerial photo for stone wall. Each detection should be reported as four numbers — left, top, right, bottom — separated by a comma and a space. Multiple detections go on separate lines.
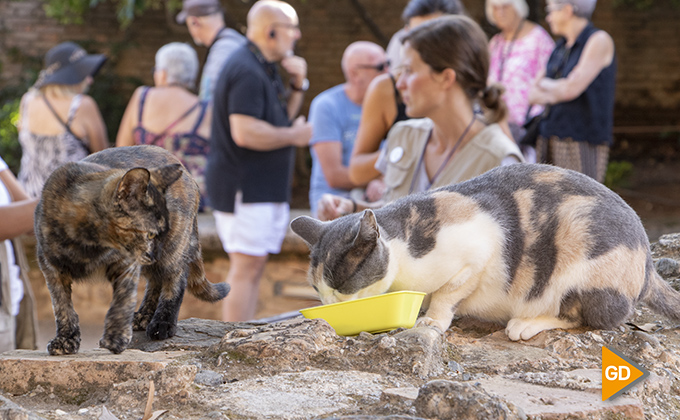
1, 0, 679, 129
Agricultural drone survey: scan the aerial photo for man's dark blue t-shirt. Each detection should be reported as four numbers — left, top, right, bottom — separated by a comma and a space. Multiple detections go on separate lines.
206, 41, 295, 213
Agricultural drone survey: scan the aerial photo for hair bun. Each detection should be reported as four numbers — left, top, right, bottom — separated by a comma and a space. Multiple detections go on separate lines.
480, 84, 508, 124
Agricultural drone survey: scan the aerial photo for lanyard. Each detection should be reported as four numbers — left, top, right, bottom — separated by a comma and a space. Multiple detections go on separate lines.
246, 42, 289, 116
408, 114, 476, 194
497, 19, 525, 83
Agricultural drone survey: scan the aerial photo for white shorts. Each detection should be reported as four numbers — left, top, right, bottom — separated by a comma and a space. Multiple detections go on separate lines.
213, 192, 290, 257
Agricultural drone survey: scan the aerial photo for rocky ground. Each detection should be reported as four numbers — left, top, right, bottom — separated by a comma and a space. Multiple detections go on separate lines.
6, 158, 680, 420
1, 234, 680, 420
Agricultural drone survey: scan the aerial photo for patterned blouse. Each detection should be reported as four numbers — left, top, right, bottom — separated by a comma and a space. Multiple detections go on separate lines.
488, 25, 555, 127
18, 92, 89, 199
132, 86, 210, 211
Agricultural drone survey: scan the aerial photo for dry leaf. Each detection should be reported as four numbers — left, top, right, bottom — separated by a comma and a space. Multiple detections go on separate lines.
99, 380, 167, 420
99, 406, 120, 420
626, 322, 663, 333
147, 410, 168, 420
142, 380, 155, 420
141, 380, 168, 420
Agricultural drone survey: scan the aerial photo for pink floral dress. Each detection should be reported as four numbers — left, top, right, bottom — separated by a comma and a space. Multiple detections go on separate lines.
488, 25, 555, 127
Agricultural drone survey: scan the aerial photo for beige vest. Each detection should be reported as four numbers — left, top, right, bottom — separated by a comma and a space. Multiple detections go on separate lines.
0, 236, 38, 351
382, 118, 524, 203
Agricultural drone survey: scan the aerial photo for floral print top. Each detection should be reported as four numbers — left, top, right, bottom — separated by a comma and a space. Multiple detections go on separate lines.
488, 25, 555, 127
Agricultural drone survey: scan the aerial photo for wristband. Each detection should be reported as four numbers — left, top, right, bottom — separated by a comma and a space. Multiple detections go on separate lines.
290, 78, 309, 92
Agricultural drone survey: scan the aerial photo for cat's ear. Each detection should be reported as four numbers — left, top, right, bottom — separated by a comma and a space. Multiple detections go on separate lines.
290, 216, 325, 248
355, 209, 380, 245
150, 164, 183, 193
117, 167, 150, 203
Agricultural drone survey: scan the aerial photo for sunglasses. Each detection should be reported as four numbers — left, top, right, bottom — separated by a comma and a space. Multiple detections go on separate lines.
272, 22, 300, 30
357, 60, 390, 72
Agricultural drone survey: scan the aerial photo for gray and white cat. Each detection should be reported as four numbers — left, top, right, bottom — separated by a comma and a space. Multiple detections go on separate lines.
291, 164, 680, 340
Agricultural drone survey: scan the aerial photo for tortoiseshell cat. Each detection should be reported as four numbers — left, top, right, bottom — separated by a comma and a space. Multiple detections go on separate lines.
292, 164, 680, 340
36, 145, 229, 355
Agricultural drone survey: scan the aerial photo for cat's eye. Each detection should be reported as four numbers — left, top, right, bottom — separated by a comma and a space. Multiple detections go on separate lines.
312, 285, 319, 293
147, 232, 156, 239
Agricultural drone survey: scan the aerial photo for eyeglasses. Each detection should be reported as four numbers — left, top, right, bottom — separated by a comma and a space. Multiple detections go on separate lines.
357, 60, 390, 72
545, 3, 566, 13
272, 22, 300, 31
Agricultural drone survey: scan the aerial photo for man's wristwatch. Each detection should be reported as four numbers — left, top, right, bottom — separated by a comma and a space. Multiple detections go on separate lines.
290, 78, 309, 92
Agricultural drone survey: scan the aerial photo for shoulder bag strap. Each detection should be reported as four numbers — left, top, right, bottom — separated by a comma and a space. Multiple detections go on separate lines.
41, 95, 91, 153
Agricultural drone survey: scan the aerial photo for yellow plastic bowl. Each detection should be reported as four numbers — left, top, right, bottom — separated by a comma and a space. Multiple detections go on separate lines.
299, 291, 426, 336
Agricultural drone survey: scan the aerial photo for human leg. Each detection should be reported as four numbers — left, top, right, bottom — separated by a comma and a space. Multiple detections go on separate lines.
221, 252, 268, 321
213, 194, 290, 322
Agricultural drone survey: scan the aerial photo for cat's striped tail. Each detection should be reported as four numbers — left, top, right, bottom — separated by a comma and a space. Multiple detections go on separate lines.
642, 261, 680, 323
187, 259, 230, 302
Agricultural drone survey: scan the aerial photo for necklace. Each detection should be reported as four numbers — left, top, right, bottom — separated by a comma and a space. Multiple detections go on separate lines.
497, 19, 525, 83
408, 114, 477, 194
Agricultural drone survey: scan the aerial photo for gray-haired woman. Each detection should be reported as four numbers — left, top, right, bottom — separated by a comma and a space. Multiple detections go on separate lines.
486, 0, 554, 162
116, 42, 212, 210
528, 0, 615, 183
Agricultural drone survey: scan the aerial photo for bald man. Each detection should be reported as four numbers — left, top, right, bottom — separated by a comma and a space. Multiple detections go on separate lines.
308, 41, 388, 218
206, 0, 313, 322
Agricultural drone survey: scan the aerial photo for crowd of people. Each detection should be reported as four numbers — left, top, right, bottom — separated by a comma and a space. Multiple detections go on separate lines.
0, 0, 616, 349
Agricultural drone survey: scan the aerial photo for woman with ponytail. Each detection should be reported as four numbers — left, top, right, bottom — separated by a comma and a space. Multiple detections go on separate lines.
317, 15, 524, 221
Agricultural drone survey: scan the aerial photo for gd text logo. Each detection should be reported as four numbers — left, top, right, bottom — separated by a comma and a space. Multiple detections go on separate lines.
602, 346, 649, 401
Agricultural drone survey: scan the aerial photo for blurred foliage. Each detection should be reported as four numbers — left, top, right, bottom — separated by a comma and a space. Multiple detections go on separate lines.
0, 48, 42, 174
43, 0, 183, 28
605, 160, 634, 189
0, 98, 23, 174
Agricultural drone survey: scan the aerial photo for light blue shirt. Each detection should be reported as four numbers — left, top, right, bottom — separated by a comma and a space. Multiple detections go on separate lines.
200, 28, 246, 103
308, 84, 362, 217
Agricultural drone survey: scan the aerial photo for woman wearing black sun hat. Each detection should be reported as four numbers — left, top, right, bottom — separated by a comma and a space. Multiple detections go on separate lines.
17, 41, 109, 199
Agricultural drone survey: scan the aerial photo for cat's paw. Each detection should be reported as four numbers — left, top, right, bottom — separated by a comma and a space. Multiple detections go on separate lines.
132, 312, 153, 331
99, 334, 131, 354
505, 317, 576, 341
47, 334, 81, 355
146, 320, 176, 341
415, 316, 446, 334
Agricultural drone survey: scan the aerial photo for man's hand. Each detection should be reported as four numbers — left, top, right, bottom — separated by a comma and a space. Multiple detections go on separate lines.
317, 193, 354, 221
290, 116, 313, 147
281, 55, 307, 89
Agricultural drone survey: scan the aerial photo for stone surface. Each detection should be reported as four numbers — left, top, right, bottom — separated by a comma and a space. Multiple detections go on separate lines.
128, 317, 262, 352
215, 317, 444, 378
0, 393, 47, 419
0, 349, 191, 405
202, 370, 412, 420
3, 236, 680, 419
413, 380, 526, 420
651, 233, 680, 261
476, 376, 643, 420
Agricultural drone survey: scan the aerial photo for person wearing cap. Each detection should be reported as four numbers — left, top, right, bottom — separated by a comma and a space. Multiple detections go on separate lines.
205, 0, 312, 322
308, 41, 388, 219
176, 0, 246, 103
17, 41, 108, 199
528, 0, 616, 183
